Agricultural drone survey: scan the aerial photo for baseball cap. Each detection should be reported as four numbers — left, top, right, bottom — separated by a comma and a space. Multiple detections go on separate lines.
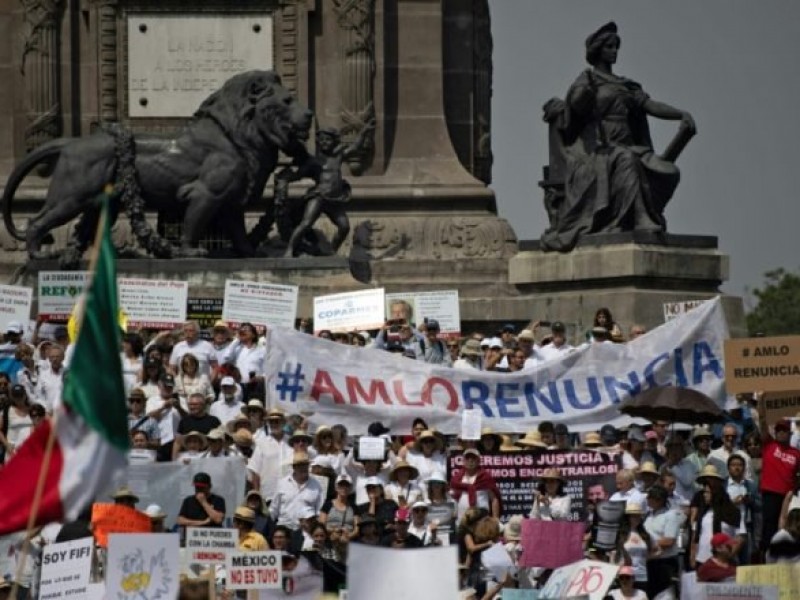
368, 421, 390, 436
426, 319, 440, 331
501, 323, 516, 333
488, 337, 503, 349
363, 476, 384, 488
775, 419, 792, 433
5, 321, 23, 334
159, 373, 175, 387
551, 321, 566, 333
600, 424, 617, 445
411, 501, 429, 510
463, 448, 481, 458
394, 508, 411, 522
711, 532, 733, 549
193, 472, 212, 488
336, 474, 353, 486
10, 384, 26, 397
220, 376, 236, 387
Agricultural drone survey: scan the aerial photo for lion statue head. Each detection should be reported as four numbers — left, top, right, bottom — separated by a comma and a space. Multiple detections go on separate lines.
194, 70, 312, 152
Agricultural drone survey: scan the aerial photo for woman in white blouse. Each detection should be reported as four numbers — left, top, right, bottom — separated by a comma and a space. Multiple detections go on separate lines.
529, 468, 572, 521
385, 460, 424, 507
174, 352, 214, 410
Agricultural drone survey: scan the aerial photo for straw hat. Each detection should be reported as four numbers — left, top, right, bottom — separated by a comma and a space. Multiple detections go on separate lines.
539, 468, 564, 481
691, 425, 713, 441
696, 464, 725, 483
583, 432, 603, 447
504, 515, 523, 542
517, 430, 547, 448
499, 435, 521, 452
111, 487, 140, 503
637, 461, 659, 476
390, 460, 420, 481
624, 502, 643, 515
246, 399, 265, 412
207, 427, 227, 442
183, 431, 207, 448
266, 407, 287, 420
415, 429, 444, 452
144, 504, 166, 520
288, 429, 313, 445
233, 506, 256, 523
226, 415, 251, 433
232, 429, 253, 447
289, 451, 311, 466
314, 425, 334, 446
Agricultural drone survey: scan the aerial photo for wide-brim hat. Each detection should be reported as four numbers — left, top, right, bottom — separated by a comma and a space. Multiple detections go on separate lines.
415, 430, 444, 452
461, 339, 481, 357
289, 429, 313, 445
267, 407, 287, 420
624, 502, 643, 515
234, 506, 256, 523
226, 416, 251, 434
246, 399, 265, 412
112, 487, 140, 503
637, 461, 659, 477
207, 427, 227, 442
289, 451, 311, 466
540, 468, 564, 482
696, 464, 725, 483
691, 425, 713, 441
517, 329, 535, 341
517, 430, 547, 448
583, 432, 603, 447
499, 435, 521, 453
183, 431, 207, 448
314, 425, 333, 445
232, 429, 253, 447
390, 460, 420, 481
504, 514, 523, 542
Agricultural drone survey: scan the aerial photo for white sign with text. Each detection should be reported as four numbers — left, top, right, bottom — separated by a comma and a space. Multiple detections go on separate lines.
314, 288, 385, 333
223, 280, 298, 329
118, 278, 188, 329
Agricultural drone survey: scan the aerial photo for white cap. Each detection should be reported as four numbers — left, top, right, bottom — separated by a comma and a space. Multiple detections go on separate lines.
363, 476, 384, 488
488, 337, 503, 349
479, 338, 490, 348
296, 505, 316, 520
336, 473, 353, 485
144, 504, 165, 518
5, 321, 22, 334
411, 500, 429, 510
220, 376, 236, 387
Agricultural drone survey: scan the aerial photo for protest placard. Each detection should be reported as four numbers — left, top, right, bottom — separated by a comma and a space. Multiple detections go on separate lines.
520, 519, 585, 568
737, 564, 800, 600
663, 299, 706, 322
313, 288, 385, 333
255, 554, 324, 599
37, 271, 89, 321
186, 297, 224, 332
540, 559, 618, 600
762, 391, 800, 425
448, 450, 621, 522
357, 436, 386, 461
225, 550, 282, 590
106, 533, 180, 599
223, 280, 299, 329
702, 583, 779, 600
502, 590, 540, 600
118, 277, 188, 329
0, 284, 32, 332
186, 527, 238, 564
91, 503, 153, 547
39, 538, 94, 600
461, 409, 482, 441
386, 290, 461, 336
724, 335, 800, 394
348, 544, 459, 600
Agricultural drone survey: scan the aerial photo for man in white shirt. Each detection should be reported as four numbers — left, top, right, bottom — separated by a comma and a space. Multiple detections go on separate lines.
169, 321, 217, 377
209, 377, 245, 425
708, 424, 752, 478
525, 321, 573, 368
452, 339, 482, 370
145, 374, 183, 461
35, 344, 65, 413
610, 469, 647, 512
270, 452, 324, 529
248, 408, 294, 501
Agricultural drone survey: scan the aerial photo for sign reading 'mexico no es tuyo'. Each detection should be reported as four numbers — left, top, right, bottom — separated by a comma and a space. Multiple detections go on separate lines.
724, 335, 800, 394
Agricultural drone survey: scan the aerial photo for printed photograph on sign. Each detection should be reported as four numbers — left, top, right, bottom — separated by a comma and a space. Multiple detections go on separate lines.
385, 290, 461, 337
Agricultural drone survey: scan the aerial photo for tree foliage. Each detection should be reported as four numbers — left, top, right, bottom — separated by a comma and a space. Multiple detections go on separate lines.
746, 268, 800, 335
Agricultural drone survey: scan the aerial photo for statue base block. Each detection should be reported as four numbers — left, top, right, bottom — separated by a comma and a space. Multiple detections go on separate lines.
508, 234, 745, 337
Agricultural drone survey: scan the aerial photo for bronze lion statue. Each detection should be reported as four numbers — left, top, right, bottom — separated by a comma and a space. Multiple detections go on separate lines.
2, 70, 312, 264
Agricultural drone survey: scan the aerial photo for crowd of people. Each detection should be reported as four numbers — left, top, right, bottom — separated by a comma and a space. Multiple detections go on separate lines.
1, 311, 799, 599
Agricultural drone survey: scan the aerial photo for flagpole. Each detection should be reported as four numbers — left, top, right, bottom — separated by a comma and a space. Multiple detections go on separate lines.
11, 192, 111, 595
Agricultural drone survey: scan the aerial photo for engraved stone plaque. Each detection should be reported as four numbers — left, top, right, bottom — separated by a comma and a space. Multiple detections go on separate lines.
127, 14, 273, 118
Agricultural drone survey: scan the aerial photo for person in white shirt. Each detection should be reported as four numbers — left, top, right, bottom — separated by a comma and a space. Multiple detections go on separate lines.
220, 323, 265, 384
209, 376, 245, 425
530, 468, 572, 520
145, 374, 182, 461
610, 469, 647, 513
609, 565, 647, 600
177, 431, 207, 464
401, 430, 446, 499
661, 436, 699, 501
524, 321, 573, 368
708, 424, 752, 479
35, 344, 65, 414
384, 460, 424, 507
270, 452, 325, 529
248, 408, 294, 502
452, 339, 483, 371
407, 501, 440, 546
169, 321, 217, 377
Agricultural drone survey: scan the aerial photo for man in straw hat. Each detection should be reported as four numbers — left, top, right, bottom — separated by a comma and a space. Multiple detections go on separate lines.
270, 452, 324, 529
450, 448, 501, 519
385, 460, 423, 507
516, 430, 547, 449
687, 425, 714, 474
233, 506, 269, 551
248, 407, 293, 502
453, 338, 482, 370
111, 487, 139, 509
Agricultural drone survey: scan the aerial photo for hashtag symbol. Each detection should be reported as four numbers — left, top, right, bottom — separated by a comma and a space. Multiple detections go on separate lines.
275, 362, 305, 402
742, 348, 750, 358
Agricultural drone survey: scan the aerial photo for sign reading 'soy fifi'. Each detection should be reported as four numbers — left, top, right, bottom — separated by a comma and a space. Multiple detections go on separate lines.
724, 335, 800, 394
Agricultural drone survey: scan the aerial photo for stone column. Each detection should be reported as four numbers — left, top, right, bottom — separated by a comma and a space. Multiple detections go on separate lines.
20, 0, 65, 151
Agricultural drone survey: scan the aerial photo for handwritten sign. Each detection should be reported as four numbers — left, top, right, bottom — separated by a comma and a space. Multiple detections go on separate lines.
106, 533, 180, 600
724, 335, 800, 394
737, 564, 800, 600
39, 538, 94, 599
540, 560, 619, 600
357, 436, 386, 461
225, 550, 282, 590
118, 278, 188, 329
37, 271, 89, 321
186, 527, 238, 564
0, 284, 32, 333
520, 519, 585, 569
313, 288, 385, 333
223, 280, 298, 329
91, 503, 153, 547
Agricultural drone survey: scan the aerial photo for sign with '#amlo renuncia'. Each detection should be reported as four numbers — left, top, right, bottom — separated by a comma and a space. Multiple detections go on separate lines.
724, 335, 800, 394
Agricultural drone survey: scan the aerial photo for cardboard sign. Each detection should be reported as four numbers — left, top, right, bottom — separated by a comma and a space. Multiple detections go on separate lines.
702, 583, 779, 600
357, 436, 386, 461
225, 550, 282, 590
39, 538, 94, 599
0, 284, 32, 333
762, 391, 800, 425
313, 288, 385, 333
724, 335, 800, 394
737, 564, 800, 600
118, 278, 188, 329
106, 533, 180, 599
186, 527, 238, 564
663, 299, 706, 322
448, 450, 621, 522
186, 297, 224, 331
37, 271, 90, 321
91, 503, 153, 547
520, 519, 585, 569
385, 290, 461, 337
539, 559, 619, 600
223, 280, 299, 329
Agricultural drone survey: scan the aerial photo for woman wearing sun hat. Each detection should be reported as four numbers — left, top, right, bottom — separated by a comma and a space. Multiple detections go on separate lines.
385, 460, 423, 507
529, 468, 572, 521
405, 429, 446, 497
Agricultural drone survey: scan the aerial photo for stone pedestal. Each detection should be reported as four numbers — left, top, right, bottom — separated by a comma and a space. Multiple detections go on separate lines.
508, 233, 746, 338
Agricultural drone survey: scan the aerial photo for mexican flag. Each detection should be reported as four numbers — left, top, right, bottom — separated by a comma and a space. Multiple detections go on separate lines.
0, 195, 129, 534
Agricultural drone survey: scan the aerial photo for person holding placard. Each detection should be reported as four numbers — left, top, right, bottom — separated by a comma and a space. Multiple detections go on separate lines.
169, 321, 217, 377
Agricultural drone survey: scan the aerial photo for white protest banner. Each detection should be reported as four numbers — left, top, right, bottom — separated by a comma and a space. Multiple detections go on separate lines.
348, 544, 459, 600
0, 284, 32, 332
702, 583, 779, 600
461, 409, 482, 440
357, 436, 386, 461
118, 278, 188, 329
386, 290, 461, 336
39, 538, 93, 599
37, 271, 89, 321
223, 280, 299, 329
226, 550, 282, 590
313, 288, 385, 333
540, 559, 618, 600
663, 299, 707, 322
106, 533, 180, 599
186, 527, 238, 564
266, 297, 729, 433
